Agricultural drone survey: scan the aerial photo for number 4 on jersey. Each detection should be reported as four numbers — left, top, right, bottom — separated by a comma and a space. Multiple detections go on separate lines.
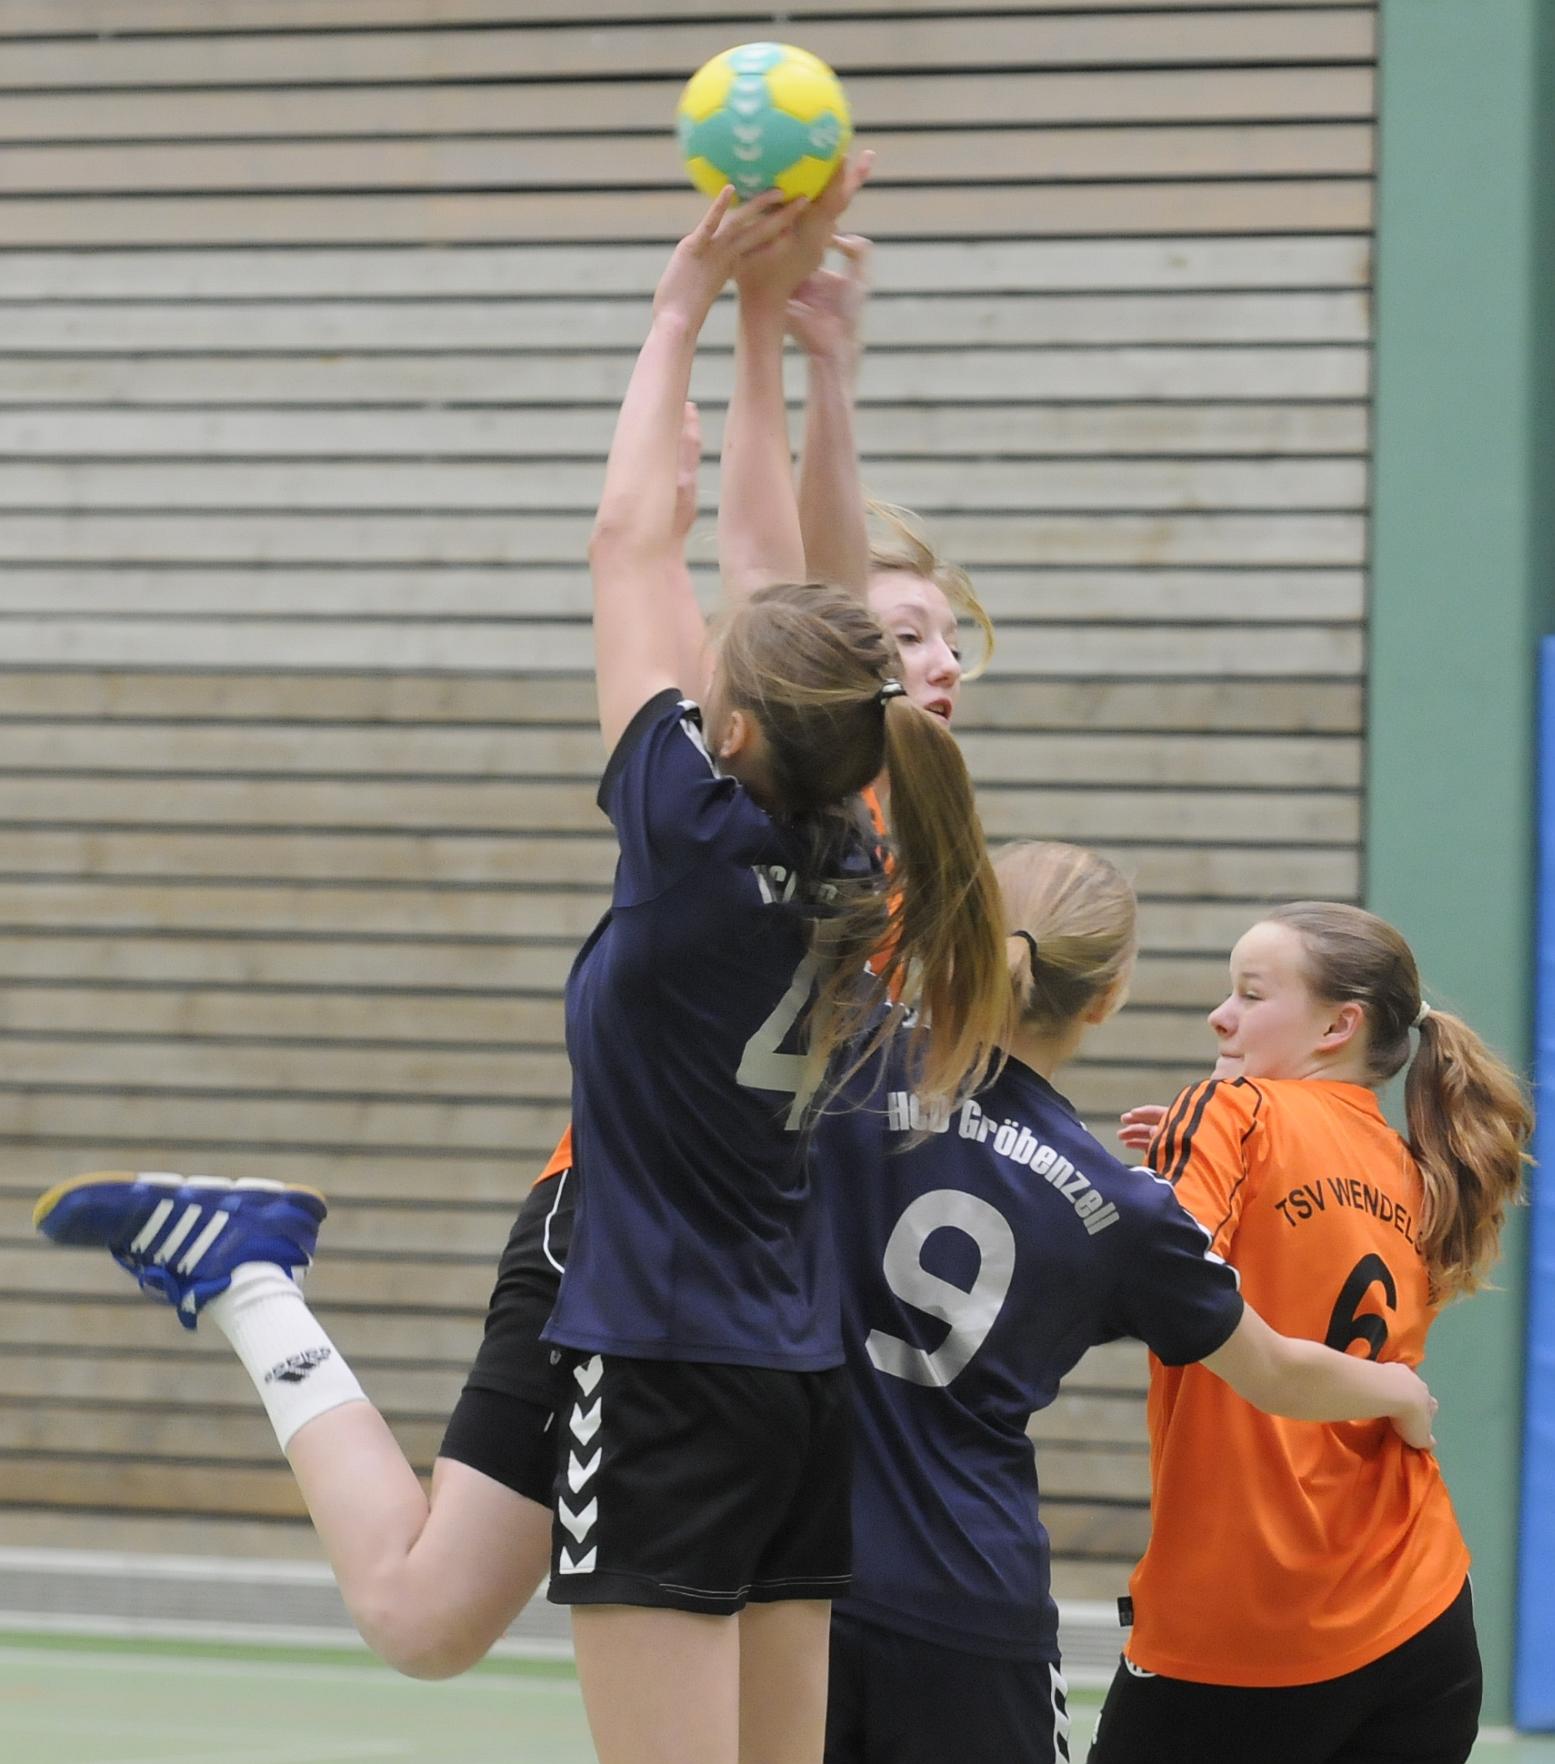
736, 953, 820, 1129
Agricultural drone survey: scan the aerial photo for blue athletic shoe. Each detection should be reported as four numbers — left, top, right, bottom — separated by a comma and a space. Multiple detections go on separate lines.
34, 1171, 327, 1331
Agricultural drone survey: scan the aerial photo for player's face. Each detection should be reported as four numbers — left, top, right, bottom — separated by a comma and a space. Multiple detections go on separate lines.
867, 571, 963, 724
1207, 921, 1339, 1081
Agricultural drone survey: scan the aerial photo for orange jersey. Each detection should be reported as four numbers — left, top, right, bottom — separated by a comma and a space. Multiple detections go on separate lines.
534, 785, 896, 1190
536, 1122, 573, 1185
859, 783, 903, 988
1127, 1076, 1468, 1686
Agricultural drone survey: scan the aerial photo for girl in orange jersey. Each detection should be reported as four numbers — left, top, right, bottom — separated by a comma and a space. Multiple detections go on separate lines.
1092, 902, 1531, 1764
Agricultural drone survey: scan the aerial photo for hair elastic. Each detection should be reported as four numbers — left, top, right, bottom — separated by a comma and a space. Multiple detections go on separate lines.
1413, 1002, 1432, 1028
1012, 929, 1039, 967
874, 679, 907, 707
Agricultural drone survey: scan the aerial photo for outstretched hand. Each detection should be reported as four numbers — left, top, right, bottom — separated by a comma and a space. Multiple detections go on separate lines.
653, 187, 803, 327
787, 234, 872, 370
1118, 1103, 1167, 1155
734, 151, 875, 307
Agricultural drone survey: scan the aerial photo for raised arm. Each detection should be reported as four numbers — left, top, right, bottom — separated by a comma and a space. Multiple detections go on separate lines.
590, 189, 794, 751
661, 399, 715, 702
791, 234, 873, 598
718, 156, 872, 603
1205, 1303, 1437, 1448
718, 251, 806, 600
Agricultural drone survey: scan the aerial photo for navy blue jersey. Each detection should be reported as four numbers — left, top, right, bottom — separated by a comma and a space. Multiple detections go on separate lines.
545, 689, 869, 1371
818, 1050, 1245, 1660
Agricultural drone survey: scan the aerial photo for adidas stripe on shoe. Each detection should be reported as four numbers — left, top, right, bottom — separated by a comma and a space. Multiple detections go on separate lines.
34, 1172, 327, 1331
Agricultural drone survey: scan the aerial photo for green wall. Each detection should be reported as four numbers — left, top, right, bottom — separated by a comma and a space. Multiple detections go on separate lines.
1369, 0, 1555, 1726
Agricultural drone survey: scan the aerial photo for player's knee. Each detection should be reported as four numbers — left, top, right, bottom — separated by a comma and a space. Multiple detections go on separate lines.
349, 1587, 486, 1680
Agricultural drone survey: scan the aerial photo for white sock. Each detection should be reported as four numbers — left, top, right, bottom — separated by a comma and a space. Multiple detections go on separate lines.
205, 1262, 368, 1454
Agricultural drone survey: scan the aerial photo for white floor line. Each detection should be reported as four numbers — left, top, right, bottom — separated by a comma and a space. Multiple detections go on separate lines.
85, 1746, 413, 1764
0, 1714, 412, 1764
0, 1613, 572, 1662
0, 1642, 580, 1693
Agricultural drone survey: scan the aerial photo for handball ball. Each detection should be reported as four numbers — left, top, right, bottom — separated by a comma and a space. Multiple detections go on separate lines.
677, 42, 852, 203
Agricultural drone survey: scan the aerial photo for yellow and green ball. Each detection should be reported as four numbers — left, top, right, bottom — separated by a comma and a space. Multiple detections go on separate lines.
676, 42, 852, 203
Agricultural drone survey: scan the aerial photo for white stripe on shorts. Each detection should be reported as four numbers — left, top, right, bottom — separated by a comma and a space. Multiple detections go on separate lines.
1050, 1661, 1071, 1763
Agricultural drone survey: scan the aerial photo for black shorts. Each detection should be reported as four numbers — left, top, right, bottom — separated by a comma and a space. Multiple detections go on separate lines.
437, 1171, 575, 1507
1089, 1578, 1481, 1764
546, 1353, 852, 1616
825, 1610, 1069, 1764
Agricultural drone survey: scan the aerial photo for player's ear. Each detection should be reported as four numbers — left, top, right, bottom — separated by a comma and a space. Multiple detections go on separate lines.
1083, 975, 1130, 1026
716, 707, 753, 761
1316, 998, 1365, 1053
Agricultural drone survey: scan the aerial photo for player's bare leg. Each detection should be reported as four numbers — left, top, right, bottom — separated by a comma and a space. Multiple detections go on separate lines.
286, 1411, 551, 1677
571, 1605, 741, 1764
35, 1171, 549, 1678
738, 1600, 831, 1764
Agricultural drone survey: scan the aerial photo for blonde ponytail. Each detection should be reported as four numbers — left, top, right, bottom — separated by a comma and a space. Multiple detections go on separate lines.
995, 842, 1137, 1030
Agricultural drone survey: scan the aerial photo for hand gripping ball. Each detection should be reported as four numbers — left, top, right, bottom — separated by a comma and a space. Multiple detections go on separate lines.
677, 42, 852, 203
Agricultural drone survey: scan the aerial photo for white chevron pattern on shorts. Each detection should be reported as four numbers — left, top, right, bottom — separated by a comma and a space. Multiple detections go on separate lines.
557, 1497, 597, 1543
555, 1357, 604, 1576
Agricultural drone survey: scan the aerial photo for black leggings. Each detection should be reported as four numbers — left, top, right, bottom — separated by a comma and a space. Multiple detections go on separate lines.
1088, 1580, 1481, 1764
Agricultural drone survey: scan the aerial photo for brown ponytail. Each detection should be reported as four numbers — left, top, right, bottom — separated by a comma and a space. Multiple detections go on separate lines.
867, 695, 1013, 1105
1405, 1008, 1532, 1301
716, 582, 1012, 1110
1265, 902, 1532, 1302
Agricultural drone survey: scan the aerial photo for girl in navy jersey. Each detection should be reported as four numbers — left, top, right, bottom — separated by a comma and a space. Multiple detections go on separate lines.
33, 177, 1007, 1741
816, 842, 1440, 1764
531, 173, 1017, 1762
34, 162, 1008, 1742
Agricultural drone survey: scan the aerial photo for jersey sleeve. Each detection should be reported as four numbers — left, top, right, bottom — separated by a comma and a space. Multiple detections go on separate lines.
1146, 1077, 1267, 1256
597, 688, 775, 903
1105, 1170, 1246, 1366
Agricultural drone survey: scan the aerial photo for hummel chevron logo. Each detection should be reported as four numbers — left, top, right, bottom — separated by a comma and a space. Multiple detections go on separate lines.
264, 1346, 333, 1386
568, 1449, 601, 1493
574, 1356, 602, 1396
570, 1399, 601, 1445
557, 1547, 596, 1575
557, 1498, 597, 1543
